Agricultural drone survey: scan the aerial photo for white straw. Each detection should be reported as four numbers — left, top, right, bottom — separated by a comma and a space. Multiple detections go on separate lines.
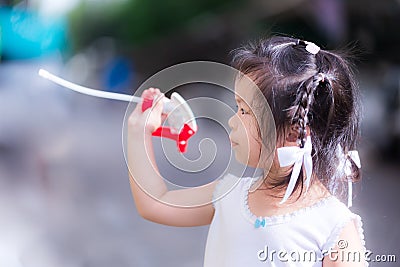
38, 69, 141, 103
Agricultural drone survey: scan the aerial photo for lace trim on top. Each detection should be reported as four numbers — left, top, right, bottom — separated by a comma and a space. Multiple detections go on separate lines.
241, 178, 335, 226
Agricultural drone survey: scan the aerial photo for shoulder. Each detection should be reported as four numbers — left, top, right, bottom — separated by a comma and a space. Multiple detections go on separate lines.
319, 199, 367, 266
296, 196, 367, 266
322, 213, 367, 266
321, 196, 353, 219
212, 173, 257, 208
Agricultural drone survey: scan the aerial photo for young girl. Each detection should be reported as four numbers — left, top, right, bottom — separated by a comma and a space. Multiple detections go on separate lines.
127, 36, 367, 266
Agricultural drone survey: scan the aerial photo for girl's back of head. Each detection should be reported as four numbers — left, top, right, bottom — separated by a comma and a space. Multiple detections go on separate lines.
232, 36, 362, 199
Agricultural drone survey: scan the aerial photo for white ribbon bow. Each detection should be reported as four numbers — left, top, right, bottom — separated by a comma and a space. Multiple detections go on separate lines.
346, 151, 361, 171
277, 136, 313, 204
337, 146, 361, 207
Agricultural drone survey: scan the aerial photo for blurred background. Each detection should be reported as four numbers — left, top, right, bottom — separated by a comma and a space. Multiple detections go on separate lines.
1, 0, 399, 266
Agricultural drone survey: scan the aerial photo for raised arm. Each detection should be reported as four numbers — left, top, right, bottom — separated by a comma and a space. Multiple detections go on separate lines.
127, 88, 216, 227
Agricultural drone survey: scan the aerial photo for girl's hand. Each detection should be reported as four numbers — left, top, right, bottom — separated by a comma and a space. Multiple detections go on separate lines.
128, 88, 164, 135
127, 87, 217, 227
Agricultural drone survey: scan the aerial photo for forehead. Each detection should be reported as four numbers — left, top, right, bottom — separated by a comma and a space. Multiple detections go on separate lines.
234, 75, 258, 105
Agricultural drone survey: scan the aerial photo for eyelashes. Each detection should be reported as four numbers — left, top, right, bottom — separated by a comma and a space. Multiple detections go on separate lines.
235, 105, 248, 115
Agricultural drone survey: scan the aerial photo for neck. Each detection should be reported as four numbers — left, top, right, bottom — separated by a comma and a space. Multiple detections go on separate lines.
250, 172, 331, 207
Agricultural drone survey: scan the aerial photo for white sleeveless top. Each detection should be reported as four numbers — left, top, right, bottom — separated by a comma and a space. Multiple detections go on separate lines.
204, 174, 367, 267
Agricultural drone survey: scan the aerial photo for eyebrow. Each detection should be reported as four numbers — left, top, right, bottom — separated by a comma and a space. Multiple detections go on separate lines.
235, 96, 243, 103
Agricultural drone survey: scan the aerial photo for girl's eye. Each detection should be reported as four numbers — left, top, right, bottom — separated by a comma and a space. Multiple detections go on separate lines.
235, 104, 248, 115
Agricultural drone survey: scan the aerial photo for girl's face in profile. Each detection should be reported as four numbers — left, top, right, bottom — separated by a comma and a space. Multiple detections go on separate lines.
228, 77, 262, 168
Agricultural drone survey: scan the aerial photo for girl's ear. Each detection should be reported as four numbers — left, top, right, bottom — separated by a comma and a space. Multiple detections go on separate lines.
285, 125, 299, 145
284, 125, 311, 147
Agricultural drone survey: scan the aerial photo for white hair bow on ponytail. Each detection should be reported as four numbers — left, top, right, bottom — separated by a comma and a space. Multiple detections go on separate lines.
277, 136, 313, 204
277, 138, 361, 207
337, 145, 361, 207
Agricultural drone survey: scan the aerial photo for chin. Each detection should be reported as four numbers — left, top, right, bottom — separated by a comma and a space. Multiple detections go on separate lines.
245, 160, 261, 168
233, 151, 246, 166
234, 153, 259, 168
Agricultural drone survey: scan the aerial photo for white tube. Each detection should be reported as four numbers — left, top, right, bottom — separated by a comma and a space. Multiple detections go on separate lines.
38, 69, 142, 103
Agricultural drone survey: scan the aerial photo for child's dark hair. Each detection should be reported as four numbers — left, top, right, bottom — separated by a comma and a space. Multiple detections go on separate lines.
231, 36, 362, 199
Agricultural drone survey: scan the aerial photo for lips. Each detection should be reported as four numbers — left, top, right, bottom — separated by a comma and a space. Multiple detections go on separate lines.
229, 136, 239, 147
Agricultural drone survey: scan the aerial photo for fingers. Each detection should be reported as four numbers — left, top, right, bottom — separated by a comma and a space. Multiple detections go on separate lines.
142, 87, 161, 100
128, 88, 165, 135
152, 92, 164, 114
132, 88, 163, 115
129, 88, 164, 124
143, 88, 164, 114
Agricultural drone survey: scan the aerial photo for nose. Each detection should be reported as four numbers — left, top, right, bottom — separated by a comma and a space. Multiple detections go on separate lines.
228, 114, 237, 130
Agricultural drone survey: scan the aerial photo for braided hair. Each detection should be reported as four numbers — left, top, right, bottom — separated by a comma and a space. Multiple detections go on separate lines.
232, 36, 362, 199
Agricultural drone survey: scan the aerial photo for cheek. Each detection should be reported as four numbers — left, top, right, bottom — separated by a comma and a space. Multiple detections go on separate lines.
247, 137, 261, 165
243, 121, 262, 167
232, 117, 263, 166
247, 120, 261, 152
